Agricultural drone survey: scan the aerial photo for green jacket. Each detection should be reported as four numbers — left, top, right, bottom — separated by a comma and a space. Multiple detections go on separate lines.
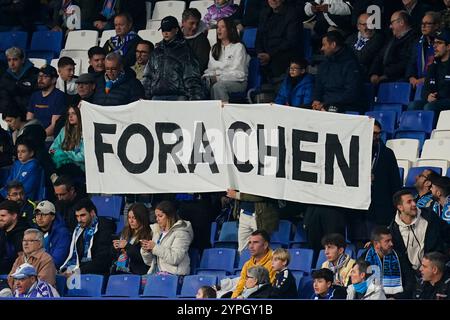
233, 192, 280, 234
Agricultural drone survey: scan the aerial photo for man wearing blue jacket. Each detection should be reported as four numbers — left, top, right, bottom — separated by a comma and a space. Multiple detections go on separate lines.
34, 200, 71, 269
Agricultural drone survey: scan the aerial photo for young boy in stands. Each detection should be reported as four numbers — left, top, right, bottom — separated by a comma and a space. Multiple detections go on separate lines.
321, 233, 355, 286
311, 268, 347, 299
271, 248, 298, 299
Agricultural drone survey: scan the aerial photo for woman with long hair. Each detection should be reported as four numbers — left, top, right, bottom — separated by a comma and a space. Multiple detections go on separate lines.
49, 105, 85, 178
203, 17, 250, 102
111, 203, 153, 275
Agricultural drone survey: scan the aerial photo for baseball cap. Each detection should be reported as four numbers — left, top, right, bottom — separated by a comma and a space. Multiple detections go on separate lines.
159, 16, 179, 32
35, 200, 56, 215
39, 65, 58, 78
75, 73, 96, 84
11, 263, 37, 280
435, 29, 450, 44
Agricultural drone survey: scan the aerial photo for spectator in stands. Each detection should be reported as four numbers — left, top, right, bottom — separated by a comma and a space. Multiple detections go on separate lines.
196, 286, 217, 299
414, 168, 440, 209
203, 0, 238, 29
431, 176, 450, 224
1, 140, 44, 202
271, 248, 297, 299
351, 0, 398, 30
34, 200, 70, 270
111, 203, 152, 275
182, 8, 211, 74
369, 11, 417, 85
406, 12, 440, 89
49, 105, 85, 178
237, 265, 273, 299
140, 201, 193, 276
402, 0, 431, 30
93, 52, 145, 106
415, 251, 450, 299
255, 0, 302, 91
409, 29, 450, 112
131, 40, 154, 83
0, 0, 40, 33
0, 200, 28, 274
346, 260, 386, 300
312, 30, 365, 113
441, 0, 450, 28
0, 47, 39, 116
103, 13, 143, 68
3, 106, 57, 183
203, 18, 250, 102
60, 198, 115, 275
53, 175, 83, 232
88, 46, 106, 76
361, 226, 416, 299
143, 16, 205, 101
311, 268, 347, 299
27, 65, 66, 138
56, 57, 78, 96
304, 0, 353, 38
345, 13, 385, 79
0, 126, 14, 168
232, 230, 276, 298
11, 263, 59, 298
274, 57, 313, 107
5, 181, 35, 226
93, 0, 147, 32
226, 189, 279, 253
49, 0, 98, 31
320, 233, 355, 287
391, 189, 447, 273
8, 228, 56, 288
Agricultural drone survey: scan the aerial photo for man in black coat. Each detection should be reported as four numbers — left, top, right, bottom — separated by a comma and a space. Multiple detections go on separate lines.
60, 198, 115, 275
415, 251, 450, 300
92, 52, 145, 106
0, 47, 39, 116
312, 30, 366, 113
369, 10, 417, 85
182, 8, 210, 74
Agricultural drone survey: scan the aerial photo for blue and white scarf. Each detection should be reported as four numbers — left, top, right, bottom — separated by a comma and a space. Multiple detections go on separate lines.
354, 32, 370, 51
365, 246, 403, 295
15, 280, 59, 298
110, 31, 138, 57
312, 287, 336, 300
433, 196, 450, 224
60, 216, 99, 271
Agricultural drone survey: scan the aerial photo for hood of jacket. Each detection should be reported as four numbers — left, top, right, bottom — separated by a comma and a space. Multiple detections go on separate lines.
7, 60, 35, 81
151, 218, 194, 241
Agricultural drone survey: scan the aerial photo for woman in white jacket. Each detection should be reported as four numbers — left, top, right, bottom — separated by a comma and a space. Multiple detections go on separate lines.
203, 17, 250, 102
140, 201, 194, 276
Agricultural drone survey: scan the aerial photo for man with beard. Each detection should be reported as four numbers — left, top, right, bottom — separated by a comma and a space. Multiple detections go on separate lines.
131, 40, 154, 83
0, 200, 29, 274
53, 175, 83, 232
26, 65, 66, 138
431, 176, 450, 224
5, 181, 36, 226
414, 168, 440, 209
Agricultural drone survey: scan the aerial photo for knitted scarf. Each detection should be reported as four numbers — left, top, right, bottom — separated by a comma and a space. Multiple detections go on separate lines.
105, 70, 126, 93
312, 287, 336, 300
327, 253, 350, 284
354, 32, 370, 51
433, 196, 450, 224
110, 31, 138, 57
61, 216, 99, 271
16, 280, 58, 298
365, 246, 403, 295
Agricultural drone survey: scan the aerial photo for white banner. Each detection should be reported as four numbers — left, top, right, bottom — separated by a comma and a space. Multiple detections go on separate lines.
81, 101, 373, 210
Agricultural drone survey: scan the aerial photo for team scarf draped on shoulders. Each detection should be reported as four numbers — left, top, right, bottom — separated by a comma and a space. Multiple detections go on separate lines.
365, 246, 403, 295
110, 31, 138, 57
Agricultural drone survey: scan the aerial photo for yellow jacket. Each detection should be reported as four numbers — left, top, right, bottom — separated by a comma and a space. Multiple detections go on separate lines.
232, 249, 276, 298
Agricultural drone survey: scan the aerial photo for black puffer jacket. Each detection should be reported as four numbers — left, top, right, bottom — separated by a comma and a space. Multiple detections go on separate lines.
0, 60, 39, 115
92, 69, 145, 106
143, 35, 205, 100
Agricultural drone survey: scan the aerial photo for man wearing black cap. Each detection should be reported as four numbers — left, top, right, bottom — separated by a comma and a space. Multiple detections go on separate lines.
142, 16, 205, 101
409, 29, 450, 112
26, 65, 67, 138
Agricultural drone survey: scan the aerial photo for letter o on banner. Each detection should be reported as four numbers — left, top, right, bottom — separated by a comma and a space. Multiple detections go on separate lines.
117, 124, 154, 174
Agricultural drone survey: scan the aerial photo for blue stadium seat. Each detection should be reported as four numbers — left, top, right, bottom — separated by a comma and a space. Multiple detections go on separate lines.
399, 167, 404, 185
189, 247, 200, 275
0, 31, 28, 59
115, 214, 126, 235
66, 274, 104, 297
289, 248, 314, 275
235, 248, 251, 272
91, 195, 124, 221
28, 31, 63, 62
178, 275, 217, 298
229, 57, 261, 103
372, 104, 403, 124
271, 220, 293, 248
210, 221, 218, 247
298, 275, 314, 299
377, 82, 412, 105
396, 110, 435, 134
55, 274, 67, 296
345, 111, 360, 115
405, 166, 442, 188
196, 248, 236, 275
365, 110, 396, 136
214, 221, 238, 249
0, 275, 7, 280
393, 131, 427, 151
141, 274, 178, 298
446, 167, 450, 178
414, 83, 423, 101
364, 82, 376, 107
292, 270, 304, 289
242, 27, 257, 53
289, 223, 307, 248
103, 274, 141, 297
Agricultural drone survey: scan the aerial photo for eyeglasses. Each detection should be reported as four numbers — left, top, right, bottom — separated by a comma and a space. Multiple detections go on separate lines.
34, 212, 53, 218
22, 239, 40, 243
390, 18, 401, 25
421, 22, 436, 26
